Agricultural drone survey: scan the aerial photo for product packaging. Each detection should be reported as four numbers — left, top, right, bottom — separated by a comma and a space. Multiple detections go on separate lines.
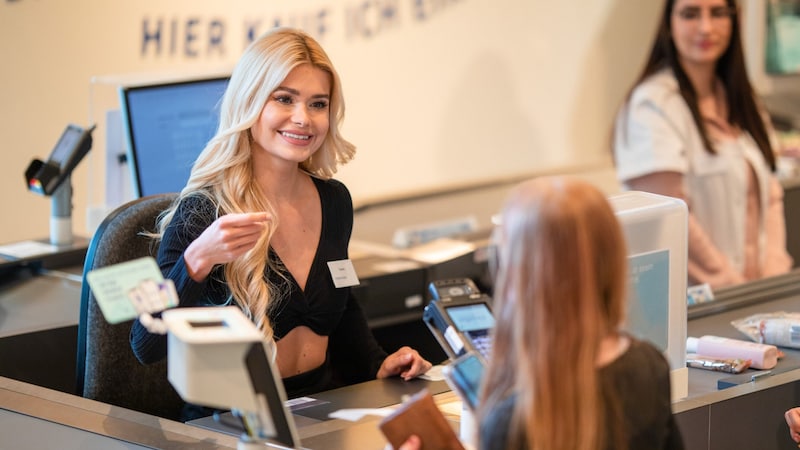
685, 354, 751, 373
730, 311, 800, 349
686, 335, 779, 370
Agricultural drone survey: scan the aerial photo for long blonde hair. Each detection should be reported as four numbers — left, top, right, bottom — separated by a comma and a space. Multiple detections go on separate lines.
155, 27, 356, 338
478, 176, 628, 450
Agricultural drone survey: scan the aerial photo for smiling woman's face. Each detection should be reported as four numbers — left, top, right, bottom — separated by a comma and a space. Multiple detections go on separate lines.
251, 63, 332, 167
670, 0, 734, 71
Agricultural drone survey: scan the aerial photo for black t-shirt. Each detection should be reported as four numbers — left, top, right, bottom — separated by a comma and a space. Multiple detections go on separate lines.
479, 337, 684, 450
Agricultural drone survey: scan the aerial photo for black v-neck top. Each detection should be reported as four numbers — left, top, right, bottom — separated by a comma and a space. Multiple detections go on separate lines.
266, 177, 352, 338
130, 177, 387, 394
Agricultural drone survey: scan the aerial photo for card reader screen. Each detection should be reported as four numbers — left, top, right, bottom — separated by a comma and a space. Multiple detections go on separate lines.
450, 353, 484, 408
446, 303, 494, 332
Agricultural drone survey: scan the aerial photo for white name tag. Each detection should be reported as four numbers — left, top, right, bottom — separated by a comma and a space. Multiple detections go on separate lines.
327, 259, 360, 288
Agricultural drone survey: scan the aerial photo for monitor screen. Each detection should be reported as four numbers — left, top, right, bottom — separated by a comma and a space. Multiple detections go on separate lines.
119, 77, 229, 197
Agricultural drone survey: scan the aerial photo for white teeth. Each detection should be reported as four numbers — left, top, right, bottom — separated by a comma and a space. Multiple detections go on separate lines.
282, 132, 310, 140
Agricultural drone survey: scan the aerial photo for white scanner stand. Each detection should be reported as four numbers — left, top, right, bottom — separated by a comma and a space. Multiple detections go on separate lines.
162, 306, 302, 449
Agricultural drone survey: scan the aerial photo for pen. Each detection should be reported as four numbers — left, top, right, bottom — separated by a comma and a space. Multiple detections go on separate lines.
750, 370, 772, 382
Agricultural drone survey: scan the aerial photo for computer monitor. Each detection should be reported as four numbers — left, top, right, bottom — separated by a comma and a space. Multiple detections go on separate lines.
119, 76, 229, 198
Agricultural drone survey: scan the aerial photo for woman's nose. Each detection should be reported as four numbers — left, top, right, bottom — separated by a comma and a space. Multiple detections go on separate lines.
293, 105, 309, 127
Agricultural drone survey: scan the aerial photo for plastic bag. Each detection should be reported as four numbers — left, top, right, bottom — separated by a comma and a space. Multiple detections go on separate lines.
731, 311, 800, 349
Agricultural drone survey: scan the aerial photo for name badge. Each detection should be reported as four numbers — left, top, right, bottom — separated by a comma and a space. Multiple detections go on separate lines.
327, 259, 360, 288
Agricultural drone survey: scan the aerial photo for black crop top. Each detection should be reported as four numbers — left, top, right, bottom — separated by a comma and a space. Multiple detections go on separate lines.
266, 177, 352, 339
130, 177, 387, 391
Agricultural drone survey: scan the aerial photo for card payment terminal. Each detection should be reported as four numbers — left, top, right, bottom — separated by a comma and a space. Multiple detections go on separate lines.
423, 278, 495, 361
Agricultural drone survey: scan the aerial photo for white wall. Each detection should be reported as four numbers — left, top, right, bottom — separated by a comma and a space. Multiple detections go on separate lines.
1, 0, 667, 244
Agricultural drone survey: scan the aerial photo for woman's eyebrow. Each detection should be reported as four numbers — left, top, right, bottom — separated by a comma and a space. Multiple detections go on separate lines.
274, 86, 330, 99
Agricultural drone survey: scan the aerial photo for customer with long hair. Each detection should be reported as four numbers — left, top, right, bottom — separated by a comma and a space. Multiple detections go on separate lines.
476, 176, 683, 450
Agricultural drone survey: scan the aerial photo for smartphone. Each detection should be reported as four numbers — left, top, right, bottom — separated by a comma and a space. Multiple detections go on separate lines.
442, 351, 485, 411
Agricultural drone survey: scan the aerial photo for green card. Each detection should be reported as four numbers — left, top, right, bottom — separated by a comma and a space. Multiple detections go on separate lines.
86, 256, 165, 324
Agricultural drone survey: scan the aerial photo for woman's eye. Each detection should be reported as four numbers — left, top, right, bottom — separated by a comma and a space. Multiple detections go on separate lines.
677, 8, 700, 20
710, 6, 734, 18
274, 95, 293, 105
310, 101, 329, 110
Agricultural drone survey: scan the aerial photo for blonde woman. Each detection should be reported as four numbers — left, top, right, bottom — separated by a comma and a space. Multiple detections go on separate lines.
476, 177, 683, 450
130, 28, 430, 417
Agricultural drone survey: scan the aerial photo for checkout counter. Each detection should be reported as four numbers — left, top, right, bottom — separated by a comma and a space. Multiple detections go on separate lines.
4, 177, 800, 449
4, 265, 800, 449
674, 270, 800, 450
0, 374, 458, 450
4, 271, 800, 450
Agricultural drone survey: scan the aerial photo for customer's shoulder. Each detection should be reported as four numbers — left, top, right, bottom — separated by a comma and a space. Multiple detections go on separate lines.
625, 336, 670, 368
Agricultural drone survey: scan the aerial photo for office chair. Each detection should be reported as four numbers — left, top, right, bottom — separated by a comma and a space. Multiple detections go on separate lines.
75, 192, 184, 421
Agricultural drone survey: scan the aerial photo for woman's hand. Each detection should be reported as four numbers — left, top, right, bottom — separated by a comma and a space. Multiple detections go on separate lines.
786, 407, 800, 444
398, 435, 421, 450
184, 212, 271, 281
377, 346, 432, 381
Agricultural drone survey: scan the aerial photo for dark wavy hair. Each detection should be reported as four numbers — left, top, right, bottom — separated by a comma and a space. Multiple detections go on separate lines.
633, 0, 775, 171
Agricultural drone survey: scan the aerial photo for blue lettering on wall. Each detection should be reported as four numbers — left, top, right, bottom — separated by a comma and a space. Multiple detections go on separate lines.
137, 1, 465, 61
170, 19, 178, 55
315, 9, 330, 39
244, 20, 261, 45
185, 18, 199, 57
345, 0, 400, 40
141, 16, 229, 58
208, 20, 225, 55
142, 18, 162, 55
413, 0, 463, 22
242, 9, 331, 47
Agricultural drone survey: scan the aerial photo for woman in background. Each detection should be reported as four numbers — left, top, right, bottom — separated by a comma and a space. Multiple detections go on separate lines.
130, 28, 430, 416
475, 176, 683, 450
613, 0, 792, 289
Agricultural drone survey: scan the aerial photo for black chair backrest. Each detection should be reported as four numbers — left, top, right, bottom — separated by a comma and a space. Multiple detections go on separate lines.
75, 193, 183, 421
